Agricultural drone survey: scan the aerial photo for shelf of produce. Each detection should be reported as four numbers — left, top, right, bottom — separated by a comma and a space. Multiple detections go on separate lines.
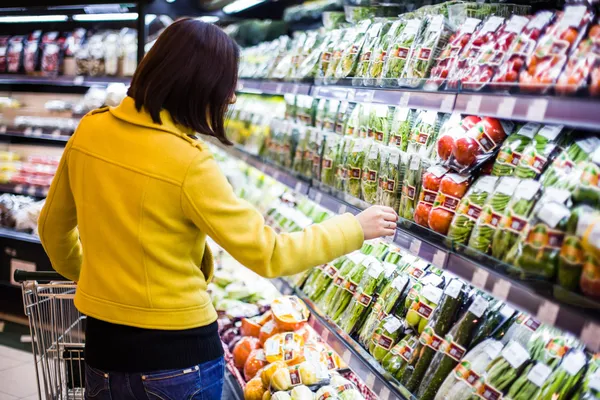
0, 131, 70, 145
0, 183, 48, 198
217, 144, 600, 352
237, 79, 311, 96
272, 278, 410, 400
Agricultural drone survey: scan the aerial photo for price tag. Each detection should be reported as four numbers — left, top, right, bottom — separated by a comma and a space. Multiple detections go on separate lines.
275, 83, 284, 94
526, 98, 549, 121
365, 373, 376, 387
338, 204, 347, 214
294, 181, 303, 192
444, 279, 463, 299
527, 363, 552, 387
440, 95, 455, 112
272, 170, 280, 180
379, 386, 391, 400
409, 239, 421, 256
33, 128, 43, 137
27, 186, 37, 197
358, 89, 375, 103
496, 97, 517, 118
399, 92, 410, 108
492, 279, 511, 300
13, 185, 23, 194
580, 322, 600, 352
314, 192, 323, 204
563, 351, 587, 376
469, 295, 488, 318
346, 89, 356, 102
291, 84, 299, 95
501, 341, 529, 369
472, 269, 489, 288
432, 250, 447, 268
73, 76, 85, 85
536, 300, 559, 326
342, 349, 352, 364
465, 95, 482, 114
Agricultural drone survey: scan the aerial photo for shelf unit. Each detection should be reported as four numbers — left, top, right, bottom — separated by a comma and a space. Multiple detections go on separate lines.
215, 142, 600, 353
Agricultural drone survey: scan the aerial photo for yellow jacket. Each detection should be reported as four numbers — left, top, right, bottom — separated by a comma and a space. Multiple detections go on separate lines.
38, 97, 364, 330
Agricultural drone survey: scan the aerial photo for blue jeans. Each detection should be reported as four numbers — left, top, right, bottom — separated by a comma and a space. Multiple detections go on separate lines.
85, 357, 225, 400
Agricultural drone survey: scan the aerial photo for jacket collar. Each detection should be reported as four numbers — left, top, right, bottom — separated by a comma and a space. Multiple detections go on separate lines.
109, 97, 195, 138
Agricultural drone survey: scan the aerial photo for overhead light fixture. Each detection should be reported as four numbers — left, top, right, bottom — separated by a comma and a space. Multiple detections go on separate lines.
145, 14, 157, 24
72, 12, 138, 21
196, 15, 219, 23
166, 0, 176, 3
223, 0, 266, 14
0, 15, 68, 23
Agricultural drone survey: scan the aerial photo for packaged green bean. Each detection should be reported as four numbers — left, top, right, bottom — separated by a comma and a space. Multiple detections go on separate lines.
389, 107, 415, 152
468, 176, 519, 254
407, 110, 441, 158
317, 29, 343, 80
315, 98, 329, 130
447, 176, 498, 246
514, 125, 568, 180
381, 19, 424, 86
492, 122, 540, 177
362, 140, 381, 203
346, 138, 371, 198
377, 146, 402, 210
323, 99, 340, 132
365, 19, 406, 86
353, 21, 385, 83
491, 179, 543, 261
369, 104, 392, 144
335, 19, 371, 80
321, 132, 342, 187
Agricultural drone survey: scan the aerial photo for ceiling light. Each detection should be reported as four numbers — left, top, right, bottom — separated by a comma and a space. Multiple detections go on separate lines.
145, 14, 157, 24
223, 0, 266, 14
72, 12, 138, 21
196, 15, 219, 23
166, 0, 176, 3
0, 15, 68, 23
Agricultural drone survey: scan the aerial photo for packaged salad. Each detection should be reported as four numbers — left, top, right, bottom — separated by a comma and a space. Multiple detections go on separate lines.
538, 350, 588, 400
414, 165, 449, 228
571, 146, 600, 207
319, 252, 367, 314
380, 19, 424, 86
520, 6, 594, 92
377, 147, 402, 210
321, 133, 342, 187
514, 124, 568, 179
429, 173, 472, 235
334, 136, 353, 191
325, 28, 356, 82
368, 104, 392, 144
399, 154, 427, 221
297, 31, 336, 80
492, 122, 540, 177
389, 107, 415, 152
365, 20, 406, 86
315, 99, 329, 130
323, 100, 340, 133
334, 19, 372, 80
354, 21, 385, 83
407, 110, 442, 158
357, 103, 371, 139
335, 101, 352, 136
317, 30, 343, 80
362, 141, 381, 203
346, 138, 371, 199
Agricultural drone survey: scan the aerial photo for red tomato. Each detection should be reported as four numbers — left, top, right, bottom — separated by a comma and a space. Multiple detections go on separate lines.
428, 208, 454, 235
437, 135, 455, 160
481, 117, 507, 143
414, 203, 432, 228
453, 137, 479, 167
440, 176, 469, 198
461, 116, 481, 131
422, 172, 444, 191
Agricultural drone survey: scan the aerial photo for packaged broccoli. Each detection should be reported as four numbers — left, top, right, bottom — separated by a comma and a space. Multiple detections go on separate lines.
541, 135, 600, 190
403, 15, 454, 86
389, 107, 415, 152
368, 104, 392, 145
491, 179, 543, 260
414, 165, 449, 228
468, 176, 519, 254
399, 153, 426, 221
407, 110, 441, 158
362, 141, 381, 203
381, 19, 424, 86
323, 99, 340, 133
377, 146, 402, 210
321, 133, 342, 187
354, 21, 385, 83
447, 176, 498, 245
335, 19, 371, 80
365, 19, 406, 86
515, 125, 568, 179
492, 122, 540, 177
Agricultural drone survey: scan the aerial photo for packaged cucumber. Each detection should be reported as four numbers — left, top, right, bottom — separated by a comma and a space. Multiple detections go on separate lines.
492, 122, 540, 177
416, 294, 490, 400
380, 19, 424, 85
399, 153, 426, 221
319, 252, 367, 314
370, 314, 408, 362
471, 302, 516, 348
538, 350, 588, 400
329, 256, 373, 321
366, 19, 406, 85
434, 339, 504, 400
501, 313, 544, 347
491, 179, 542, 261
323, 99, 340, 133
407, 110, 441, 158
362, 141, 381, 203
354, 21, 385, 82
381, 331, 420, 378
402, 279, 467, 392
389, 107, 415, 152
514, 125, 568, 179
505, 200, 571, 280
403, 15, 454, 85
377, 146, 402, 210
320, 133, 342, 187
346, 138, 370, 199
447, 176, 498, 245
541, 135, 600, 189
335, 19, 371, 80
572, 354, 600, 400
369, 104, 392, 145
468, 176, 519, 254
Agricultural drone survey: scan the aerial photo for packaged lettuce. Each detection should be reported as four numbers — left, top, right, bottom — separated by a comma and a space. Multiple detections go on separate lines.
399, 153, 426, 221
346, 138, 370, 198
321, 133, 342, 187
323, 99, 340, 133
407, 110, 441, 158
315, 99, 329, 130
362, 141, 381, 203
468, 176, 519, 254
369, 104, 392, 144
297, 31, 335, 79
381, 19, 424, 85
334, 20, 371, 80
354, 22, 384, 82
377, 147, 402, 210
492, 122, 540, 177
491, 179, 543, 260
319, 252, 366, 314
317, 29, 343, 79
325, 28, 356, 82
357, 103, 371, 139
514, 125, 568, 179
389, 107, 415, 152
366, 19, 406, 86
447, 176, 498, 245
403, 15, 454, 85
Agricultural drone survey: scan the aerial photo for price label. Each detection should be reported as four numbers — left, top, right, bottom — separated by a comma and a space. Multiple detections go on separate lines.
440, 95, 455, 112
536, 300, 559, 326
398, 92, 410, 108
342, 349, 352, 364
379, 386, 391, 400
580, 322, 600, 352
272, 170, 280, 180
465, 95, 482, 114
275, 83, 284, 94
527, 363, 552, 387
432, 250, 447, 269
526, 98, 549, 121
496, 97, 517, 118
314, 192, 323, 204
73, 76, 85, 85
291, 84, 299, 95
492, 279, 511, 300
409, 239, 421, 256
13, 185, 23, 194
338, 204, 347, 214
237, 82, 244, 91
472, 269, 489, 288
346, 89, 356, 101
27, 186, 37, 197
294, 181, 303, 193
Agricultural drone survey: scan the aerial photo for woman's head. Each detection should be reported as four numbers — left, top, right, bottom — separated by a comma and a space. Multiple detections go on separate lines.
128, 18, 239, 144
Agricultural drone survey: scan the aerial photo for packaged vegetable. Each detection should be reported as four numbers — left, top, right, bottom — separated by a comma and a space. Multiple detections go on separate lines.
271, 392, 291, 400
377, 147, 402, 210
538, 350, 588, 400
389, 107, 415, 152
407, 110, 441, 158
318, 30, 343, 80
329, 256, 373, 322
399, 153, 426, 221
354, 22, 385, 82
234, 337, 262, 369
447, 176, 498, 245
491, 123, 539, 176
367, 20, 406, 85
320, 253, 366, 315
557, 21, 600, 95
245, 377, 266, 400
245, 349, 269, 381
370, 315, 407, 362
315, 99, 329, 131
357, 103, 370, 139
541, 135, 600, 190
382, 331, 420, 379
582, 252, 600, 300
271, 296, 310, 332
514, 125, 568, 179
368, 104, 391, 144
491, 179, 542, 260
324, 100, 340, 133
429, 173, 472, 235
321, 133, 342, 187
361, 141, 381, 203
264, 332, 305, 365
573, 354, 600, 399
571, 147, 600, 207
471, 302, 516, 348
404, 284, 444, 334
335, 137, 353, 192
315, 385, 339, 400
414, 165, 449, 228
502, 313, 543, 347
325, 29, 357, 82
520, 6, 593, 92
380, 19, 424, 85
335, 20, 371, 80
450, 117, 513, 174
297, 32, 335, 79
558, 206, 596, 292
262, 361, 288, 388
435, 115, 480, 164
335, 101, 352, 136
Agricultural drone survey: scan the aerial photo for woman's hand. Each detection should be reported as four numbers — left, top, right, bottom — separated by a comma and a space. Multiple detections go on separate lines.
356, 206, 398, 240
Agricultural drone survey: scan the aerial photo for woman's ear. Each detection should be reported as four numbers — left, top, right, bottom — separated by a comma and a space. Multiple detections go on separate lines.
229, 93, 237, 105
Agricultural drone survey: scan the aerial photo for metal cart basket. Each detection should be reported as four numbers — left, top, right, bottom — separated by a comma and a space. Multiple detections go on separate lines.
14, 270, 86, 400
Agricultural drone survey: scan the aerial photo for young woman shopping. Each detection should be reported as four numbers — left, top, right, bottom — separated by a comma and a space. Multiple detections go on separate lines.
38, 18, 398, 400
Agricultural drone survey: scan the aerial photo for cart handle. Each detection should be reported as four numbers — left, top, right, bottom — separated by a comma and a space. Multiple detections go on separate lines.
13, 270, 68, 283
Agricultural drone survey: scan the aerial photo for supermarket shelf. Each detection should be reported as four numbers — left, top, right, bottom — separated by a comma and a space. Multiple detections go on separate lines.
0, 227, 51, 288
0, 131, 70, 145
0, 183, 48, 198
272, 278, 410, 400
219, 143, 600, 352
237, 79, 312, 96
0, 74, 130, 89
0, 227, 40, 244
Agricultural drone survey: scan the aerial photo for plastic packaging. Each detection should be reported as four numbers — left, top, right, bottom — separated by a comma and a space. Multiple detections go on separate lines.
413, 165, 448, 228
380, 19, 424, 85
429, 173, 472, 235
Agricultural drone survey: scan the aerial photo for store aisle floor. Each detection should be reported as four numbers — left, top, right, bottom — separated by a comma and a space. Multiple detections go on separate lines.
0, 345, 37, 400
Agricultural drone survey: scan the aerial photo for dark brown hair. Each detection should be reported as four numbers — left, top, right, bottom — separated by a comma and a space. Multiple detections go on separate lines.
128, 18, 239, 144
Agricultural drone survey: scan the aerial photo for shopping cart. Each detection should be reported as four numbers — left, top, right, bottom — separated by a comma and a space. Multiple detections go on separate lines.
14, 270, 86, 400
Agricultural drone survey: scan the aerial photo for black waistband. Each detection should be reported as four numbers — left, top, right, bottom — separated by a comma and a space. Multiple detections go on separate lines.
84, 316, 223, 373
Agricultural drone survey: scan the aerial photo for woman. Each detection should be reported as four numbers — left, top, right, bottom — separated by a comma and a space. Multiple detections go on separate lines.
38, 18, 397, 400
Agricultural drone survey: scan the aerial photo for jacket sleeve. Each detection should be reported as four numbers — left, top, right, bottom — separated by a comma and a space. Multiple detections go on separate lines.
38, 139, 82, 281
181, 150, 364, 278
